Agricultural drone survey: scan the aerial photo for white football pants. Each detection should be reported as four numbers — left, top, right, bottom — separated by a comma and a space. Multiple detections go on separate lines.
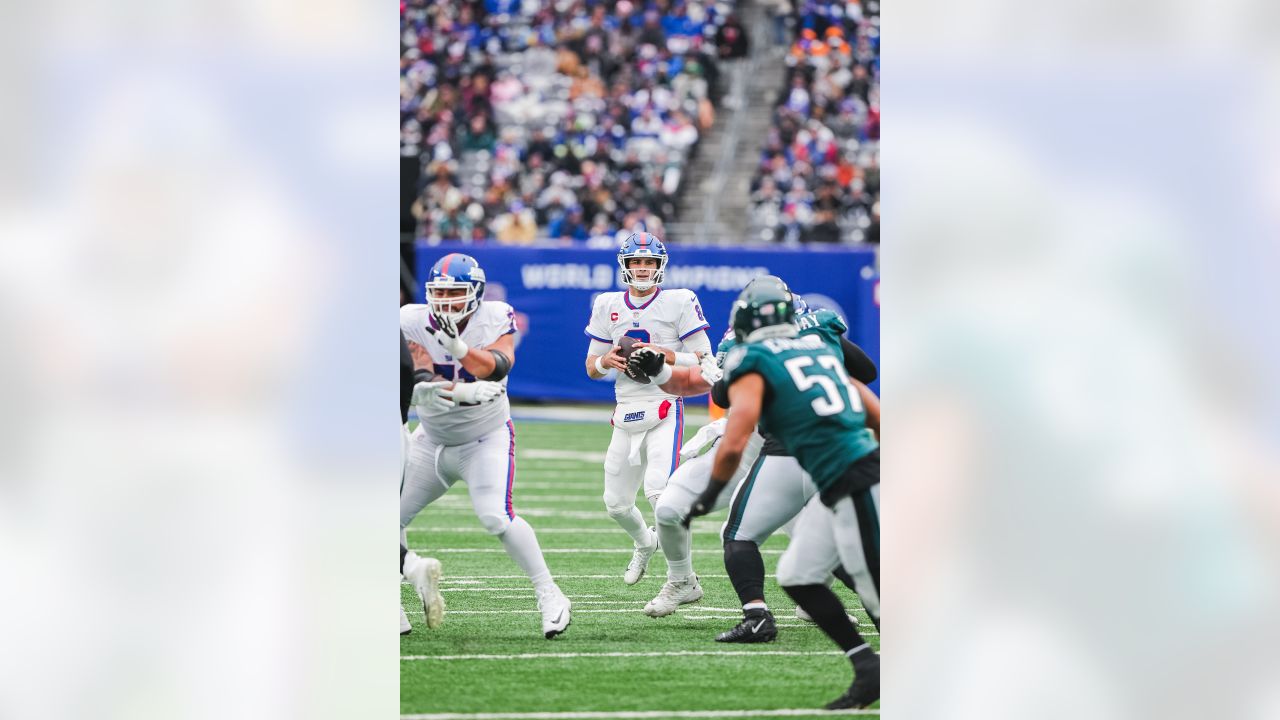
776, 485, 881, 621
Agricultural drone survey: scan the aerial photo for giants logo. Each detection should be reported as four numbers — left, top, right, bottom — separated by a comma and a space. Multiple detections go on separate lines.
623, 411, 646, 423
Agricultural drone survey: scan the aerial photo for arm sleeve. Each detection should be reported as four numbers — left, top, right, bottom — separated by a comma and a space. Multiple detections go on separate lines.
681, 330, 713, 357
840, 337, 878, 384
711, 379, 730, 408
587, 339, 612, 356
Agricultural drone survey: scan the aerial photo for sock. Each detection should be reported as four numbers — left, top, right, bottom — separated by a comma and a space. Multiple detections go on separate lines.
724, 540, 767, 606
499, 516, 553, 590
610, 505, 652, 547
742, 600, 769, 617
401, 547, 420, 577
833, 565, 858, 593
657, 521, 693, 580
783, 583, 869, 658
845, 644, 880, 672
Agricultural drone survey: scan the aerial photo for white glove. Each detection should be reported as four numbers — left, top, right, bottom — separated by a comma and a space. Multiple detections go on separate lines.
679, 418, 727, 459
411, 380, 453, 414
426, 313, 469, 358
442, 380, 506, 406
698, 352, 724, 385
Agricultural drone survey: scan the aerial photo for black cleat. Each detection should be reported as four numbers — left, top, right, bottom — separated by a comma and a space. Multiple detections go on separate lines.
715, 610, 778, 643
825, 655, 880, 709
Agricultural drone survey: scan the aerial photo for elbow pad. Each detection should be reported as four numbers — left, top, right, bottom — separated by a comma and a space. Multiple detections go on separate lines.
484, 349, 511, 381
711, 379, 731, 408
840, 337, 878, 384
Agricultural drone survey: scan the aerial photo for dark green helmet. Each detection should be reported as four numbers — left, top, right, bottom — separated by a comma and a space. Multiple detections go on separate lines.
730, 275, 798, 343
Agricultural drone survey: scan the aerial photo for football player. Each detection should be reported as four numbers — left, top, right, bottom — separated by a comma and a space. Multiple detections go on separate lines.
401, 253, 572, 639
628, 286, 878, 639
686, 276, 881, 709
583, 231, 713, 591
400, 329, 444, 635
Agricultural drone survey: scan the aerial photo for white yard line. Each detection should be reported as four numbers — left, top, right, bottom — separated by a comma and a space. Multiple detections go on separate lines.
406, 526, 723, 534
411, 548, 782, 555
401, 649, 841, 661
406, 606, 759, 615
402, 709, 875, 719
437, 574, 741, 580
518, 449, 608, 462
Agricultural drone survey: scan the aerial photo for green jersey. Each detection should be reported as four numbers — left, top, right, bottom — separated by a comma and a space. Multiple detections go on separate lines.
716, 308, 846, 365
723, 332, 878, 491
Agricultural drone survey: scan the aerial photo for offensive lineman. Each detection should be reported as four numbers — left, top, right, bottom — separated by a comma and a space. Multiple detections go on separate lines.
685, 277, 881, 709
583, 232, 713, 588
629, 287, 878, 638
402, 253, 572, 639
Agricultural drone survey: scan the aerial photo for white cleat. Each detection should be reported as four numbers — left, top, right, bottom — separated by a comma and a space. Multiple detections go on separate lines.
400, 606, 412, 635
643, 575, 703, 617
623, 528, 659, 585
405, 556, 445, 630
537, 585, 572, 639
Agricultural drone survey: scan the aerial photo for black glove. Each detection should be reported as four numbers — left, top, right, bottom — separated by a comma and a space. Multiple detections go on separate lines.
682, 482, 725, 527
627, 346, 666, 381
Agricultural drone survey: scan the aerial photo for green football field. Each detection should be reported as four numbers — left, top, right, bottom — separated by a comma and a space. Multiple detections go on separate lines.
401, 418, 879, 719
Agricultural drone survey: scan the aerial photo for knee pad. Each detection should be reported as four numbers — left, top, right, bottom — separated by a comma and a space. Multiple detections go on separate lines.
654, 501, 685, 528
477, 512, 511, 536
603, 493, 635, 519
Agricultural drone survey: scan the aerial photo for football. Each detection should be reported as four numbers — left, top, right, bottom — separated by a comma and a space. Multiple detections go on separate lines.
615, 336, 650, 384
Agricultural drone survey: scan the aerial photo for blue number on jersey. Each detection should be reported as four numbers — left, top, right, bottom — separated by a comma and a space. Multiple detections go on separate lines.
624, 329, 651, 343
432, 363, 477, 382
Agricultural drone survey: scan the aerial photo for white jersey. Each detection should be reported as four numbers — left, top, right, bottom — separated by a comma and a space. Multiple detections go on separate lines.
401, 300, 517, 445
585, 287, 710, 402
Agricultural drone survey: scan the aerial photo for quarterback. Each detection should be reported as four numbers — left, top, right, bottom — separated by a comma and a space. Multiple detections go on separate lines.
401, 253, 571, 639
583, 231, 712, 590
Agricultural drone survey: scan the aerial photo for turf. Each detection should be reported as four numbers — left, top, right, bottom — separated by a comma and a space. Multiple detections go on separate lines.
401, 419, 879, 717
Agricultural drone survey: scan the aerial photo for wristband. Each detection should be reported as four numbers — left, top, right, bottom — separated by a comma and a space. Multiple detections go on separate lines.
674, 352, 698, 367
594, 355, 608, 375
652, 363, 673, 385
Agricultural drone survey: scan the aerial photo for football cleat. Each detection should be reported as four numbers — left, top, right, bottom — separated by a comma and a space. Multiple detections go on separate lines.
825, 653, 881, 709
400, 606, 412, 636
536, 585, 572, 639
716, 609, 778, 643
623, 527, 659, 585
643, 575, 703, 617
405, 556, 445, 630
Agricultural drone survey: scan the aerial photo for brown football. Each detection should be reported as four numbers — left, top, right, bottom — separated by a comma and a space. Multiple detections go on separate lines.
615, 336, 650, 384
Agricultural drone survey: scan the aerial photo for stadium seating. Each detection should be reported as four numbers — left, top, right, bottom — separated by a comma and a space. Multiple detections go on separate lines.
747, 0, 880, 245
401, 0, 736, 246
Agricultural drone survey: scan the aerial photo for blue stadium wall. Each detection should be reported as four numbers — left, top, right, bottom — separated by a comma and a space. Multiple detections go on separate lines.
415, 244, 879, 402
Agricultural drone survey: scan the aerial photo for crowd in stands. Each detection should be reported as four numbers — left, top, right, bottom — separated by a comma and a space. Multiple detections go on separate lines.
749, 0, 880, 244
401, 0, 739, 246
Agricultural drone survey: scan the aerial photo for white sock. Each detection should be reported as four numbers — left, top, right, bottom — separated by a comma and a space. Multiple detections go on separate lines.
611, 505, 652, 547
402, 549, 421, 577
657, 522, 693, 580
500, 516, 554, 590
743, 601, 768, 612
